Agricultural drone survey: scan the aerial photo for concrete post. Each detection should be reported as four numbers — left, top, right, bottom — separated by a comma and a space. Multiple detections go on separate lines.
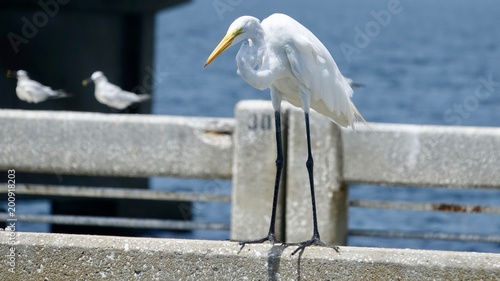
231, 100, 287, 241
286, 107, 348, 245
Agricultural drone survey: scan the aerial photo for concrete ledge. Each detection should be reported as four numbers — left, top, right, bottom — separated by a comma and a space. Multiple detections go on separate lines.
1, 232, 499, 280
0, 109, 234, 178
342, 122, 500, 187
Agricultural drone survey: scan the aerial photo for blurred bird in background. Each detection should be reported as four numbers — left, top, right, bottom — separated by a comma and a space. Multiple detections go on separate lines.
7, 70, 71, 103
82, 71, 151, 111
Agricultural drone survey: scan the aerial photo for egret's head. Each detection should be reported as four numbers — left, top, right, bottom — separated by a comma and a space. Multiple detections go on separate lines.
204, 16, 261, 68
82, 71, 105, 86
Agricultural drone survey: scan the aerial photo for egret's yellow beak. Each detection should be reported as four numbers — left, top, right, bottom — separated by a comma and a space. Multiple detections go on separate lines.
204, 30, 241, 68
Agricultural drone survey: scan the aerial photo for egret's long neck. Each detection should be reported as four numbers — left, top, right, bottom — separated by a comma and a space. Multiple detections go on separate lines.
249, 26, 265, 64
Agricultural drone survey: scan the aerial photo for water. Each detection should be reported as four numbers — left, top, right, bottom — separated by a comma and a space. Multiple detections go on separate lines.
23, 0, 500, 252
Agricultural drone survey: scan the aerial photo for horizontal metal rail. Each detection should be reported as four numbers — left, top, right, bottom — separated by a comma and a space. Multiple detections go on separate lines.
350, 199, 500, 214
0, 213, 230, 231
349, 200, 500, 243
349, 229, 500, 243
0, 184, 231, 202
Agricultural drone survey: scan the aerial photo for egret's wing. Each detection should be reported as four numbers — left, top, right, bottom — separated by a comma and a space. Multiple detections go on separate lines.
285, 34, 354, 123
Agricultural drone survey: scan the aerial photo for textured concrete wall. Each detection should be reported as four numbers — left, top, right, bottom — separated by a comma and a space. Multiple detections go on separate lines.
1, 232, 499, 280
342, 122, 500, 187
231, 100, 286, 241
0, 109, 234, 178
286, 106, 348, 245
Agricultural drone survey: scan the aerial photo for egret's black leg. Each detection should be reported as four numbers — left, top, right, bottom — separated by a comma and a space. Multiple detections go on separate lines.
287, 112, 339, 255
237, 110, 284, 246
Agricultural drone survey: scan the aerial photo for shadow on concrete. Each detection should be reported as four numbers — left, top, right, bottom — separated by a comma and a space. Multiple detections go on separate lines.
267, 244, 287, 281
295, 247, 306, 281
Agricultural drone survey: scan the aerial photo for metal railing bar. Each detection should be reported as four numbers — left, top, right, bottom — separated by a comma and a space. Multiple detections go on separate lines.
350, 200, 500, 214
349, 229, 500, 243
0, 213, 230, 231
0, 184, 231, 203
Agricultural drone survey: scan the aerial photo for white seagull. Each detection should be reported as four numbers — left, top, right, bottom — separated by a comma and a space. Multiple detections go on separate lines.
7, 70, 70, 103
82, 71, 151, 110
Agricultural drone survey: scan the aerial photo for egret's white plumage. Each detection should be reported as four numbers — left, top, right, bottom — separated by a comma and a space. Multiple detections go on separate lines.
205, 13, 365, 127
205, 13, 366, 253
8, 70, 70, 103
237, 40, 363, 91
82, 71, 150, 110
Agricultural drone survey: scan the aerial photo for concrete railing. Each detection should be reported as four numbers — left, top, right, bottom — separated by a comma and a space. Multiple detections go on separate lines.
231, 101, 500, 245
1, 101, 500, 245
1, 232, 499, 280
0, 109, 234, 178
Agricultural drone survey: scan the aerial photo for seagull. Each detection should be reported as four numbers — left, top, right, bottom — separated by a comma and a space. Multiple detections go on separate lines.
82, 71, 151, 110
6, 70, 70, 103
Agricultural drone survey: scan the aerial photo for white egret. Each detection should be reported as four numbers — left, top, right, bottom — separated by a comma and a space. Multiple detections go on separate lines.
7, 70, 70, 103
82, 71, 151, 110
239, 41, 364, 88
205, 13, 366, 254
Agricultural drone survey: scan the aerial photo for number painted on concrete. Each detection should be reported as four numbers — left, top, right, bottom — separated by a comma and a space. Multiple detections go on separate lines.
248, 113, 272, 131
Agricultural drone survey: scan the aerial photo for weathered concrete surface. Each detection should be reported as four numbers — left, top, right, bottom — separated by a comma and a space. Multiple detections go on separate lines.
342, 123, 500, 187
231, 100, 286, 241
286, 106, 348, 245
0, 109, 234, 178
1, 232, 499, 280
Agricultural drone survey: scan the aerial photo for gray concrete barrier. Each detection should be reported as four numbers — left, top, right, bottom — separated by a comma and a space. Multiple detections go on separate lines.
1, 103, 499, 247
231, 100, 287, 241
1, 232, 499, 280
342, 121, 500, 187
0, 109, 234, 178
282, 105, 500, 244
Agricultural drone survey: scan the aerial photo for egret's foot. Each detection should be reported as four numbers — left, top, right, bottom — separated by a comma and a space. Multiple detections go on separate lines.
232, 233, 277, 248
286, 237, 339, 255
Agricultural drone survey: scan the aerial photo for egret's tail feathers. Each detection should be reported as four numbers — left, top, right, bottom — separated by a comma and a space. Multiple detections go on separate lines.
348, 102, 370, 130
49, 90, 72, 100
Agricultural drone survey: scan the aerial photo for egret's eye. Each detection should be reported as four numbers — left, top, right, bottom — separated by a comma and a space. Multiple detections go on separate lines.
233, 27, 244, 37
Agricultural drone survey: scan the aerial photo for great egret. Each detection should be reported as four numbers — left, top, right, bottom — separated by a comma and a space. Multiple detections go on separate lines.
204, 13, 365, 254
82, 71, 151, 110
237, 41, 364, 89
6, 70, 70, 103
